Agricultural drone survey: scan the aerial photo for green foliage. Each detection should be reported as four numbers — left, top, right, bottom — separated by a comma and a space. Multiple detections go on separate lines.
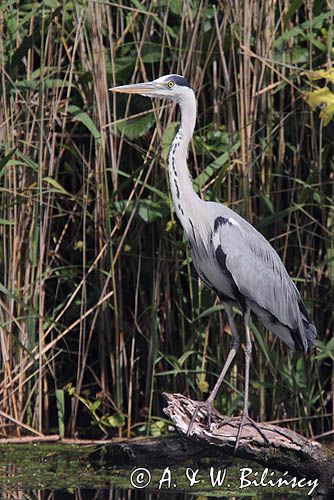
115, 111, 155, 140
65, 384, 125, 435
315, 338, 334, 362
67, 105, 103, 146
161, 121, 180, 161
55, 389, 65, 438
305, 69, 334, 125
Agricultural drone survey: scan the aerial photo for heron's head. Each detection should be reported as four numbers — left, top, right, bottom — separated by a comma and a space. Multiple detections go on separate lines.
110, 74, 193, 103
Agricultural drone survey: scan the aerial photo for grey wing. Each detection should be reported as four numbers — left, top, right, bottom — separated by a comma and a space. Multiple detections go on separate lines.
212, 214, 310, 351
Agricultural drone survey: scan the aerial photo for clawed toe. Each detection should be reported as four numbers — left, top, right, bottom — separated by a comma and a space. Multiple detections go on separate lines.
235, 414, 270, 452
186, 400, 215, 436
216, 415, 235, 429
186, 400, 270, 454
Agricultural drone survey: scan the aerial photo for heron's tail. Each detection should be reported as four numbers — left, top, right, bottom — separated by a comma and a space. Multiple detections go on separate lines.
299, 299, 317, 348
303, 319, 317, 348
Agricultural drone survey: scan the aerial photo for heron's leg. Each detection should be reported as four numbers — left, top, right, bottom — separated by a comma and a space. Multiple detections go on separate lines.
187, 303, 240, 436
241, 308, 252, 418
234, 309, 269, 451
206, 304, 240, 403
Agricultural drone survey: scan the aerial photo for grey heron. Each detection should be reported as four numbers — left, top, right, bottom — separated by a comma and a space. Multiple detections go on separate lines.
111, 74, 317, 448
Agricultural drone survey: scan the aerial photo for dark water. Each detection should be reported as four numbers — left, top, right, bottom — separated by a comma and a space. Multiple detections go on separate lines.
0, 443, 317, 498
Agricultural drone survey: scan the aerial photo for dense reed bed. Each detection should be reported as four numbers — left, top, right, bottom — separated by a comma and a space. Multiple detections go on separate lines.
0, 0, 333, 440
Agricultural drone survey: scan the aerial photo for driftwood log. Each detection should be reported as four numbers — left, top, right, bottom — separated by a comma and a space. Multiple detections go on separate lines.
162, 393, 334, 497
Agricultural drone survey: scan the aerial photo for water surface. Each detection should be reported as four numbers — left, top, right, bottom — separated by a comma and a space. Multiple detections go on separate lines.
0, 443, 315, 498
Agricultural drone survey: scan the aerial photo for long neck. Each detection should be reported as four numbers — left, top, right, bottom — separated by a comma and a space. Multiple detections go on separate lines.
168, 93, 201, 236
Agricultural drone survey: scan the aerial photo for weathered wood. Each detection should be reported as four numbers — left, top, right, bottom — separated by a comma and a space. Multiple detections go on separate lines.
162, 392, 334, 497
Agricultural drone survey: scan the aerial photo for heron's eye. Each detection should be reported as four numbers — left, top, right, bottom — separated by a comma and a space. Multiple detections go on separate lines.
167, 81, 174, 89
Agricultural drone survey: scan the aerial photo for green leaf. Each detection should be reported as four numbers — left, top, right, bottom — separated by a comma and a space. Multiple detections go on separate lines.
7, 28, 39, 73
0, 218, 14, 225
193, 140, 239, 190
305, 87, 334, 125
167, 0, 183, 16
64, 383, 75, 396
251, 321, 273, 368
112, 56, 135, 80
161, 121, 179, 161
106, 412, 125, 427
150, 419, 167, 436
138, 199, 168, 222
315, 338, 334, 361
0, 281, 16, 299
178, 350, 197, 366
327, 247, 334, 283
16, 150, 38, 172
42, 176, 71, 196
274, 26, 304, 47
259, 192, 274, 214
55, 389, 65, 438
130, 0, 177, 38
44, 0, 60, 7
116, 112, 155, 140
257, 207, 296, 230
67, 105, 102, 145
306, 68, 334, 82
114, 198, 168, 222
0, 148, 17, 171
194, 304, 226, 321
90, 400, 101, 412
198, 378, 209, 393
109, 167, 168, 201
194, 153, 229, 190
0, 148, 17, 176
7, 4, 62, 73
284, 0, 305, 22
142, 47, 162, 63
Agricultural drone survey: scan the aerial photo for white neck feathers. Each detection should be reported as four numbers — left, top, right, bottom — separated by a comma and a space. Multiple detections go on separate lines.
168, 91, 201, 236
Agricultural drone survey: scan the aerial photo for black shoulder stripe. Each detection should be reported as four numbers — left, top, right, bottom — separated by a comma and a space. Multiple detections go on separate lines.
216, 245, 246, 311
188, 218, 197, 245
214, 216, 230, 232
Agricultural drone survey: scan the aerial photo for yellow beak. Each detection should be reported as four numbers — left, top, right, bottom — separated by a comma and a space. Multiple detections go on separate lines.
110, 81, 167, 98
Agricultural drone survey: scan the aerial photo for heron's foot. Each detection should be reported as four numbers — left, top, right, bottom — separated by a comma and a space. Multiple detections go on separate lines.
216, 415, 236, 429
186, 399, 218, 436
234, 413, 270, 452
